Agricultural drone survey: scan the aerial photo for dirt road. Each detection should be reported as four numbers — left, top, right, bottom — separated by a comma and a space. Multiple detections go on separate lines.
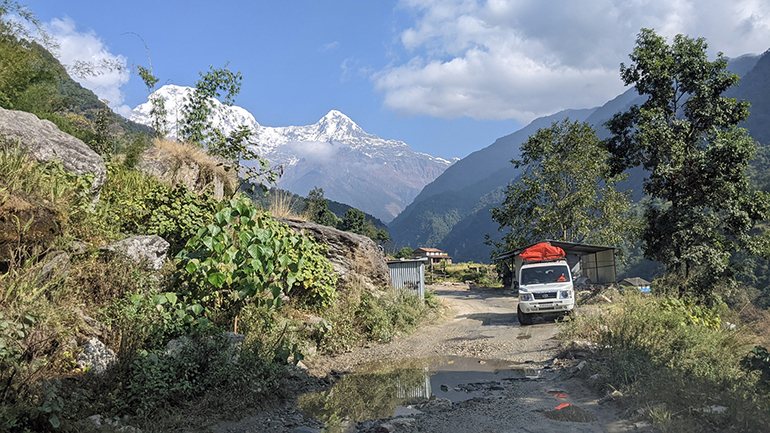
214, 283, 642, 432
310, 283, 562, 374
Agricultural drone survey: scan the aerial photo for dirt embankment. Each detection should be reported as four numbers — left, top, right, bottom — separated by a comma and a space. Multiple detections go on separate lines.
213, 283, 645, 433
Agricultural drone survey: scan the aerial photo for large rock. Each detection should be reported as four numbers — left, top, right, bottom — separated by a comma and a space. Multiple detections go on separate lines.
77, 337, 117, 375
280, 219, 391, 291
0, 107, 106, 202
102, 235, 170, 270
137, 146, 236, 200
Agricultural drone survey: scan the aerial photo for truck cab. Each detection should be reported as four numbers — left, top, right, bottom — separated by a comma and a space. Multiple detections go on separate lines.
514, 243, 575, 325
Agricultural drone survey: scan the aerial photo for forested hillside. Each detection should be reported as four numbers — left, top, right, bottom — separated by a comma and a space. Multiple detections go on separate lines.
1, 36, 151, 149
390, 51, 770, 270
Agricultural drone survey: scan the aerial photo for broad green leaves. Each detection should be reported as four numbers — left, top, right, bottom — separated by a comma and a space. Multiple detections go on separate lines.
177, 198, 337, 314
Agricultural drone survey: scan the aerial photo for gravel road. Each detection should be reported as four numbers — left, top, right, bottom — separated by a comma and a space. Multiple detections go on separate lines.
213, 283, 645, 433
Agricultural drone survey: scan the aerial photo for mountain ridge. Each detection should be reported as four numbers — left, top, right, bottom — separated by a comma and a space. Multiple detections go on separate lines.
389, 51, 769, 263
130, 85, 455, 222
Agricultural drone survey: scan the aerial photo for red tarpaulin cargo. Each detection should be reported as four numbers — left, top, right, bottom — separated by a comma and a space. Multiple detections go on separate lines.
519, 243, 565, 262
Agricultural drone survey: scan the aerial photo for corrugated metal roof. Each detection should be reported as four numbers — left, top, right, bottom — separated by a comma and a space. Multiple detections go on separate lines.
494, 239, 616, 261
619, 277, 651, 287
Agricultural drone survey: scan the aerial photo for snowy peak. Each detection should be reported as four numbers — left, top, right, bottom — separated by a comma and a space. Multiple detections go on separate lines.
312, 110, 369, 141
129, 84, 260, 139
129, 85, 455, 222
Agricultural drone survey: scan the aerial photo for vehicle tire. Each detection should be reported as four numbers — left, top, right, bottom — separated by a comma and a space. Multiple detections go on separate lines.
517, 304, 533, 326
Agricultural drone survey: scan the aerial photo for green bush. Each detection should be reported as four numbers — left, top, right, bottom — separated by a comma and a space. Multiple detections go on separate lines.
319, 288, 438, 353
99, 164, 220, 253
117, 333, 281, 418
141, 184, 219, 255
176, 197, 337, 326
560, 292, 768, 431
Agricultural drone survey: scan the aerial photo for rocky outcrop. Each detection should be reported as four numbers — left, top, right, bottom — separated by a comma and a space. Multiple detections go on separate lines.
279, 219, 391, 291
102, 235, 170, 271
137, 146, 236, 200
0, 107, 106, 202
37, 250, 70, 284
0, 195, 62, 261
77, 337, 117, 374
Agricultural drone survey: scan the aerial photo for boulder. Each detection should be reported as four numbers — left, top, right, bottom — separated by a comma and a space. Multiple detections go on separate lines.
0, 107, 106, 202
77, 337, 117, 374
37, 250, 70, 284
137, 146, 235, 200
102, 235, 170, 271
279, 219, 391, 291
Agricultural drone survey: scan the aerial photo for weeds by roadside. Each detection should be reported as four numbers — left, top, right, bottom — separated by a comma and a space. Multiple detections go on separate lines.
311, 282, 443, 355
0, 137, 442, 432
560, 290, 770, 432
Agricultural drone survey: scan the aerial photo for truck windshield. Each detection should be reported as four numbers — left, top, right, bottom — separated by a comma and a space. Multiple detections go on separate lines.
520, 265, 571, 285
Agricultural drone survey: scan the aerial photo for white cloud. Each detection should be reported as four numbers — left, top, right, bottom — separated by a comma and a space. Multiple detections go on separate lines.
45, 17, 130, 114
341, 57, 374, 82
376, 0, 770, 123
321, 41, 340, 52
284, 141, 339, 163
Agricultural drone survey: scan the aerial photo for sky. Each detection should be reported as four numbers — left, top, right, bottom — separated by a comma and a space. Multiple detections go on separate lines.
22, 0, 770, 160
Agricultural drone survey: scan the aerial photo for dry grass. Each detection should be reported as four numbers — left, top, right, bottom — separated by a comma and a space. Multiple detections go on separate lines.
736, 303, 770, 347
561, 292, 770, 432
149, 138, 237, 196
269, 189, 309, 221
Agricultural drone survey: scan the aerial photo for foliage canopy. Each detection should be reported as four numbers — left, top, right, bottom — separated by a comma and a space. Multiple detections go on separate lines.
491, 119, 636, 252
604, 28, 770, 296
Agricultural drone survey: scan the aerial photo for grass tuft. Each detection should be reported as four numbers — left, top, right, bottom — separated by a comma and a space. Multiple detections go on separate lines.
269, 189, 310, 221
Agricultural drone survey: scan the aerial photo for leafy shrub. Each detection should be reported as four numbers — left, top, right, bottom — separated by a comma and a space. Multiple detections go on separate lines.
141, 184, 219, 255
742, 346, 770, 392
318, 287, 439, 353
177, 197, 337, 325
100, 164, 220, 253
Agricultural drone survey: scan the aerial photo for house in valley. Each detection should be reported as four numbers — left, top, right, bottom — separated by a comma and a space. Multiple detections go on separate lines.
413, 247, 452, 265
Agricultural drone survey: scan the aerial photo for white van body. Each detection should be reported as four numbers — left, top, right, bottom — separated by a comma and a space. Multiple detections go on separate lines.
517, 259, 574, 325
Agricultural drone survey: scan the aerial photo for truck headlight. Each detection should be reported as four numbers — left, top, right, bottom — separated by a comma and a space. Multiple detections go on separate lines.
520, 293, 533, 302
559, 290, 573, 299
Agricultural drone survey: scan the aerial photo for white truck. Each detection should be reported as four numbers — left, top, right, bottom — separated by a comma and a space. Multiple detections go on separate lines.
514, 243, 575, 326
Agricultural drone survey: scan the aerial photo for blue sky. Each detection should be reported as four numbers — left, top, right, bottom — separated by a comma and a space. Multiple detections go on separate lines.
23, 0, 770, 160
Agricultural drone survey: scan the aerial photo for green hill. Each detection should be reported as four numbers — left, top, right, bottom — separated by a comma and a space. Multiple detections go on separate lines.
390, 51, 770, 268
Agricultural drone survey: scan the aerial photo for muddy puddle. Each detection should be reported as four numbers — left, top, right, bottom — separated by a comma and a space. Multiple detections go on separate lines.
298, 356, 539, 431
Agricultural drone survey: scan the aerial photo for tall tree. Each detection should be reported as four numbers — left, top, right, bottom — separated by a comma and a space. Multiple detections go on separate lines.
177, 64, 282, 193
605, 28, 770, 296
304, 187, 339, 228
490, 119, 635, 252
0, 1, 57, 110
340, 208, 367, 235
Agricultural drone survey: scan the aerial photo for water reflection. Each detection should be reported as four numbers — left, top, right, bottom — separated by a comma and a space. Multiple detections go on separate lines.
298, 356, 538, 431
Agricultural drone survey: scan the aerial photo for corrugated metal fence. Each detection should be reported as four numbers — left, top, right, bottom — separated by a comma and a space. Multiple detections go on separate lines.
386, 258, 427, 299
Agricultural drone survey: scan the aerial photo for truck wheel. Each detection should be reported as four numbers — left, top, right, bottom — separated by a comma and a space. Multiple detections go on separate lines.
517, 304, 533, 326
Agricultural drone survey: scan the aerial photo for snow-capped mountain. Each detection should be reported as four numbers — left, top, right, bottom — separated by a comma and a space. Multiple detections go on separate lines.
130, 84, 455, 222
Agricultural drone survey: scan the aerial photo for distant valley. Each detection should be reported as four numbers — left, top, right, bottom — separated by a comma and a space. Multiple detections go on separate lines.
388, 50, 770, 265
130, 50, 770, 267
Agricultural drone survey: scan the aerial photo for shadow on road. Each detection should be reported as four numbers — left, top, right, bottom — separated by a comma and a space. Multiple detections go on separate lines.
459, 312, 517, 326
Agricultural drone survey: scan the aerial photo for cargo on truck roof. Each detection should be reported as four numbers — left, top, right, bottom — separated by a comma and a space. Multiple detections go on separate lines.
494, 240, 617, 285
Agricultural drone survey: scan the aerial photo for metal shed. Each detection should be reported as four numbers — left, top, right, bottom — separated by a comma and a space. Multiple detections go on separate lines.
495, 240, 617, 285
386, 258, 428, 299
